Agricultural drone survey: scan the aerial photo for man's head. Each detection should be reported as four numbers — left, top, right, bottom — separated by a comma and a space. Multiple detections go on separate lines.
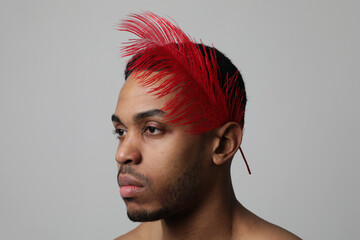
112, 12, 248, 222
112, 72, 243, 222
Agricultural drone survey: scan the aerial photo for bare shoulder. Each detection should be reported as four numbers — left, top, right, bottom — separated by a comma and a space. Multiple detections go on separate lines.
234, 205, 301, 240
114, 221, 161, 240
254, 221, 301, 240
114, 224, 143, 240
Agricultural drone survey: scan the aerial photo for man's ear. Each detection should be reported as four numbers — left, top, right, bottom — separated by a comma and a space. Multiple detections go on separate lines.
213, 122, 243, 166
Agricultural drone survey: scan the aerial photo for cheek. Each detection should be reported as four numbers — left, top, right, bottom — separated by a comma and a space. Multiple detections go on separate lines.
140, 132, 210, 190
140, 144, 184, 190
151, 140, 195, 170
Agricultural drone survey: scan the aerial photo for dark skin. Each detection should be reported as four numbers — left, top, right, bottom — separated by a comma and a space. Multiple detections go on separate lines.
113, 73, 301, 240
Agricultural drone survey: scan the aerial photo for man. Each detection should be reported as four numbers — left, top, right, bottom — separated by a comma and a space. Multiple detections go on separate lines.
112, 12, 300, 239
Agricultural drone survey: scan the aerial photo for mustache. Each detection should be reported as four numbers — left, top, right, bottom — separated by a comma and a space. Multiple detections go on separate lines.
117, 165, 150, 187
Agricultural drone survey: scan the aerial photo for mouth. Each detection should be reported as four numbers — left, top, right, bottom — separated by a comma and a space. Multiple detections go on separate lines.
118, 175, 145, 198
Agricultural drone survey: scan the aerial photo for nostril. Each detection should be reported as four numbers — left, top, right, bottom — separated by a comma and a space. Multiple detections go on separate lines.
124, 159, 132, 165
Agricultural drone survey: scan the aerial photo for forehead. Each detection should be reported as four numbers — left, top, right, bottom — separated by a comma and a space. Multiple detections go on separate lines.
114, 72, 171, 118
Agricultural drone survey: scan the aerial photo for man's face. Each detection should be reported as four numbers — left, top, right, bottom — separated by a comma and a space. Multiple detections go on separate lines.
112, 72, 214, 221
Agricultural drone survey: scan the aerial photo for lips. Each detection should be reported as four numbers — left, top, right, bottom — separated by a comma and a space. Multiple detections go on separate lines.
118, 175, 145, 198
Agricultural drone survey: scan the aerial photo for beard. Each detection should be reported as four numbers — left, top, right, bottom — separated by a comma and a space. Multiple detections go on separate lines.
126, 205, 172, 222
124, 160, 203, 222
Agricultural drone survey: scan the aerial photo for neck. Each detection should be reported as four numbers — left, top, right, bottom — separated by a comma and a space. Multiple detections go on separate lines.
159, 169, 241, 240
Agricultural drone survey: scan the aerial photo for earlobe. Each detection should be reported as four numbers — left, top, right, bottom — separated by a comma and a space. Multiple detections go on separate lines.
213, 122, 243, 166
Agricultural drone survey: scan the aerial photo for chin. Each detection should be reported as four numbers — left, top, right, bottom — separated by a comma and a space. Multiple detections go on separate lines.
127, 207, 172, 222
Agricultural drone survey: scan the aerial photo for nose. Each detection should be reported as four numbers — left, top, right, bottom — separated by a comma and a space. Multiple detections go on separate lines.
115, 135, 142, 165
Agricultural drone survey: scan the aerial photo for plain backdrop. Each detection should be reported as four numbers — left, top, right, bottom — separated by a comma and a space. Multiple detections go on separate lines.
0, 0, 359, 239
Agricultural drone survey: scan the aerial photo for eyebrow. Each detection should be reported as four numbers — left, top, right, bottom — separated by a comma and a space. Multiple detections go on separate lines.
134, 109, 165, 121
111, 114, 121, 123
111, 109, 165, 124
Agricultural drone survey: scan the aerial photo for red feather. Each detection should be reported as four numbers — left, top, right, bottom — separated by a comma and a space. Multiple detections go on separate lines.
118, 12, 251, 174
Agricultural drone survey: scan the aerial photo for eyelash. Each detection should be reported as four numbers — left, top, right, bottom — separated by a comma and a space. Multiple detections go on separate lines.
113, 125, 163, 139
113, 128, 126, 138
143, 126, 162, 135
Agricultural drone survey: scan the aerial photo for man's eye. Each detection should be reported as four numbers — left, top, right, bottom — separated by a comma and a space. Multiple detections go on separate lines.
114, 128, 127, 137
144, 126, 162, 135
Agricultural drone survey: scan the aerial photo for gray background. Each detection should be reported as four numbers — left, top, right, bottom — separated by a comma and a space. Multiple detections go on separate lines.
1, 0, 359, 239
